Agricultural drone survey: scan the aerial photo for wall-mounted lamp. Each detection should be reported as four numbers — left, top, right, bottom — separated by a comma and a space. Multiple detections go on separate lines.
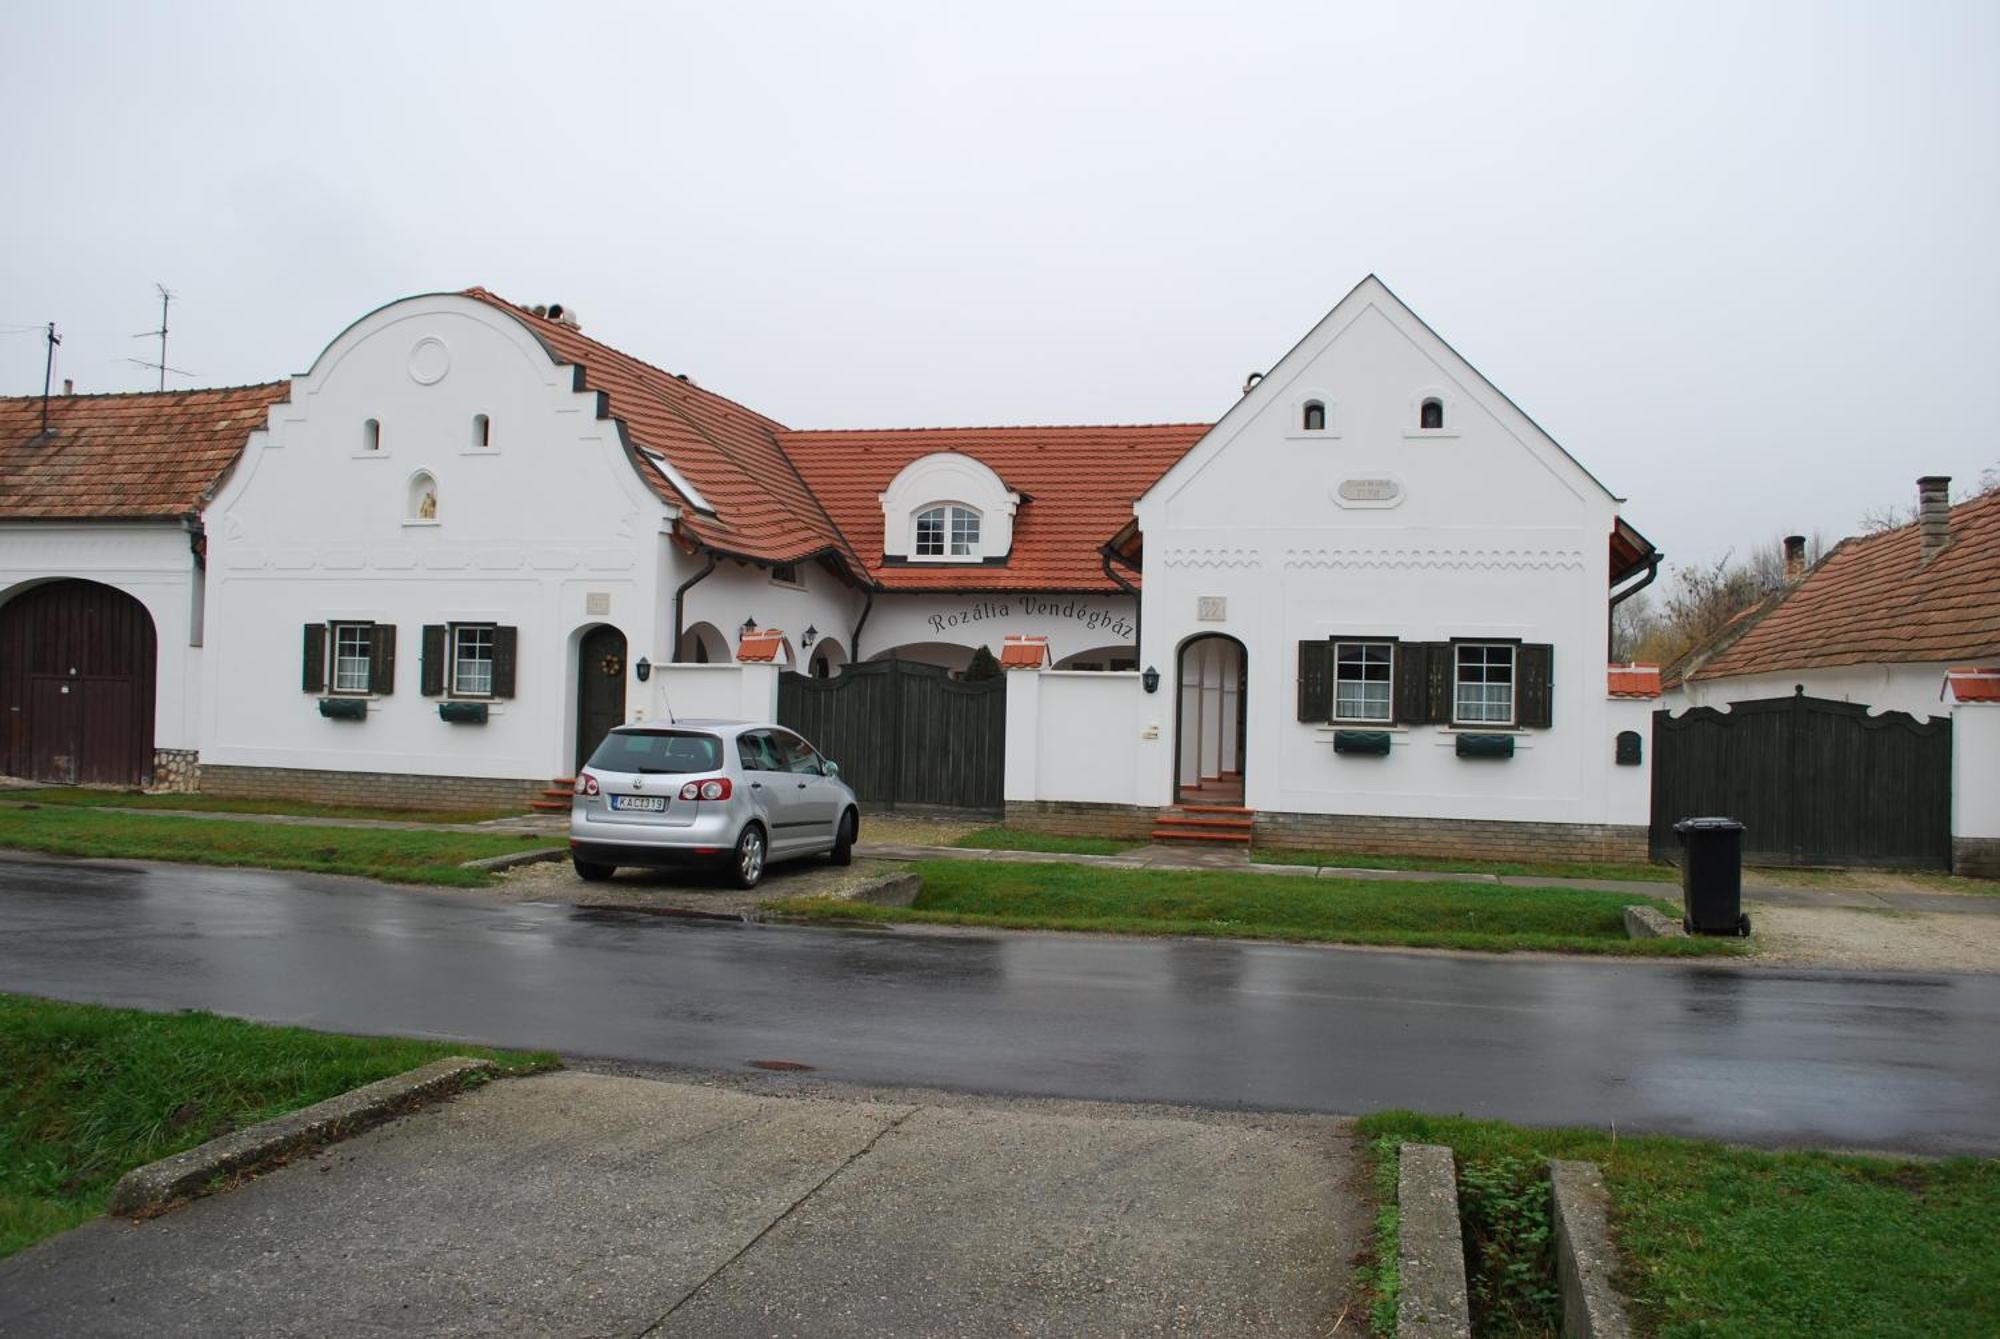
741, 616, 758, 634
801, 625, 817, 650
1141, 665, 1160, 694
635, 656, 651, 682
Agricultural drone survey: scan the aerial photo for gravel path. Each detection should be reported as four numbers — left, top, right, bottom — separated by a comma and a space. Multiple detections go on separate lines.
1744, 904, 2000, 973
491, 853, 901, 919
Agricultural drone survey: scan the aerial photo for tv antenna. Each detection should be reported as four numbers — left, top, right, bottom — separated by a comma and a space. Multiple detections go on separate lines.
39, 322, 61, 437
128, 283, 194, 389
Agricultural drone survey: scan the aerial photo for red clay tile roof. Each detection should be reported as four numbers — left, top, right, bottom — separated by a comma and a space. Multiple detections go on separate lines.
1946, 668, 2000, 703
463, 290, 861, 574
736, 629, 785, 663
1607, 664, 1662, 698
1690, 490, 2000, 680
1000, 634, 1050, 669
0, 383, 289, 521
778, 424, 1208, 592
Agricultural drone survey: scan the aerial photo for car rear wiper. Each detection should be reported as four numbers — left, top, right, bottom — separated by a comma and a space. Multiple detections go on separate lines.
635, 766, 673, 774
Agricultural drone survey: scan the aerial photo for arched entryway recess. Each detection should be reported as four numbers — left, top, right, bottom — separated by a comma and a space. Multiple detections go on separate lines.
573, 623, 628, 773
0, 579, 158, 785
1175, 633, 1245, 804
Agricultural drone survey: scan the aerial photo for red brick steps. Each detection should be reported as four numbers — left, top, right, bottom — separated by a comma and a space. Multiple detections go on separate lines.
1151, 803, 1255, 846
530, 777, 575, 813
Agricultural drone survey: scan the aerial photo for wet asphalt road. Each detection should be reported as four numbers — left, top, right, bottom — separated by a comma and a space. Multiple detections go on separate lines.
2, 854, 1997, 1156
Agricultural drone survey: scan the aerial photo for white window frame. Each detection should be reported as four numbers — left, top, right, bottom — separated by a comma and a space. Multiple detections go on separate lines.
1453, 643, 1516, 726
769, 562, 804, 589
330, 622, 374, 696
449, 623, 496, 699
914, 503, 982, 560
1333, 640, 1395, 724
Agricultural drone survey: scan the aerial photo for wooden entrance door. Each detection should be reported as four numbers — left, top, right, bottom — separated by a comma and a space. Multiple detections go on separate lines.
574, 625, 628, 773
1, 579, 158, 786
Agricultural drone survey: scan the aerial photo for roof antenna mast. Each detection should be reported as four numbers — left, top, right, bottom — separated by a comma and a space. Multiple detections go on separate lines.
39, 322, 61, 437
129, 283, 193, 389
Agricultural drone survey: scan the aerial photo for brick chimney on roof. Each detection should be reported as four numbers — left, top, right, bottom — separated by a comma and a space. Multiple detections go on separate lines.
1918, 476, 1952, 563
1783, 534, 1807, 584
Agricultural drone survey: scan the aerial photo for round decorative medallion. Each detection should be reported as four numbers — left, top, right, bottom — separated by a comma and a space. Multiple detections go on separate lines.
408, 336, 451, 386
600, 654, 624, 678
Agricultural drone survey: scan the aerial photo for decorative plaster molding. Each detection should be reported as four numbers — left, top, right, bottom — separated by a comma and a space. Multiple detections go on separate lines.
408, 336, 451, 386
1284, 546, 1586, 572
1160, 546, 1264, 570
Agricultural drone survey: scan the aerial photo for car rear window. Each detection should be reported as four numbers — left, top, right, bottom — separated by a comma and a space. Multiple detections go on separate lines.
587, 731, 723, 774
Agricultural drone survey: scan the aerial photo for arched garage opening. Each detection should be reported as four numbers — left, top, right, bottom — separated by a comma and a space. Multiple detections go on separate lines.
0, 579, 159, 786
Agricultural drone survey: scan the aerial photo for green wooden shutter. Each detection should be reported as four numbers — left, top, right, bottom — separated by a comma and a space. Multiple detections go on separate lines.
302, 623, 326, 693
1392, 639, 1427, 724
492, 626, 518, 699
1518, 643, 1554, 728
369, 624, 396, 696
1297, 640, 1332, 722
1425, 643, 1455, 724
420, 625, 446, 697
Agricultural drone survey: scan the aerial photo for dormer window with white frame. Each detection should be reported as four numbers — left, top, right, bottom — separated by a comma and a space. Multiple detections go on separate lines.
879, 452, 1019, 564
1286, 390, 1338, 439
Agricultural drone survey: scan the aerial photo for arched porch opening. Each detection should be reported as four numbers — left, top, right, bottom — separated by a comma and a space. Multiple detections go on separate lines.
677, 620, 731, 663
1175, 633, 1245, 805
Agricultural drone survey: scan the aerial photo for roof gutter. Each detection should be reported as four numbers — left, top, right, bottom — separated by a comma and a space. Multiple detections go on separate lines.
1607, 551, 1661, 660
670, 551, 719, 662
1100, 544, 1143, 653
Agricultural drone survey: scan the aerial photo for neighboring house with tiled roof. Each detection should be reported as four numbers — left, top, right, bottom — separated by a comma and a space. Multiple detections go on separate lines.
1, 382, 292, 786
1667, 479, 2000, 718
5, 278, 1671, 867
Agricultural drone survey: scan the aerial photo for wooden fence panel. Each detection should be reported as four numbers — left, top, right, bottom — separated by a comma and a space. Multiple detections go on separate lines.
779, 659, 1005, 811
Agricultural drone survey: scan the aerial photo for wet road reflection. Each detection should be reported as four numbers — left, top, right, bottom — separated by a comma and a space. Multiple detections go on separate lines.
2, 855, 1995, 1154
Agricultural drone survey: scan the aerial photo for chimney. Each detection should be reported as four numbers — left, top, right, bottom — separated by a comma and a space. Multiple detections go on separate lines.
61, 379, 73, 396
1783, 534, 1807, 584
1918, 476, 1952, 563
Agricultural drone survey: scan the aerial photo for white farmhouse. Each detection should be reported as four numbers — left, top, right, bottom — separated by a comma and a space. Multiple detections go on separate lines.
3, 278, 1666, 861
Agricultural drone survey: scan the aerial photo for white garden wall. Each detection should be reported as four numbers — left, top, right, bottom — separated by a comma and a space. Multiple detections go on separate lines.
1005, 670, 1166, 808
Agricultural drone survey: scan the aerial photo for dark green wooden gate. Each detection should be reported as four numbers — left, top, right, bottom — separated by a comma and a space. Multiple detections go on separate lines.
1651, 690, 1952, 869
778, 660, 1006, 812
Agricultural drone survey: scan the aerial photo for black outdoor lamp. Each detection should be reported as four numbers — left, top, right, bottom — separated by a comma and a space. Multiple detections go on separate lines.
741, 616, 758, 634
635, 656, 651, 682
801, 624, 817, 649
1142, 665, 1160, 694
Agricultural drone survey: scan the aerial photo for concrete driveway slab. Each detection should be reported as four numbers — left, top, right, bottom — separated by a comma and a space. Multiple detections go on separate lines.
0, 1072, 1361, 1338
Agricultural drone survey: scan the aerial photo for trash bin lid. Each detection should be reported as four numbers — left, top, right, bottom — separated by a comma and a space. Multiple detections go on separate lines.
1673, 816, 1745, 833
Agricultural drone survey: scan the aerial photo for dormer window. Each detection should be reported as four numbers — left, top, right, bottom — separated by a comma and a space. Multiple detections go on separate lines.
1420, 398, 1444, 430
916, 504, 980, 558
1302, 401, 1326, 432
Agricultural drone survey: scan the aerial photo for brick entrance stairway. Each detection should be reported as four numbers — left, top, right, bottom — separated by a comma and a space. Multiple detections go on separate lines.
531, 776, 575, 814
1150, 804, 1255, 845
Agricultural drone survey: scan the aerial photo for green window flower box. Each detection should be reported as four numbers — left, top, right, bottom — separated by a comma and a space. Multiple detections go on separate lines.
317, 696, 367, 720
438, 700, 490, 724
1455, 732, 1515, 759
1333, 730, 1392, 756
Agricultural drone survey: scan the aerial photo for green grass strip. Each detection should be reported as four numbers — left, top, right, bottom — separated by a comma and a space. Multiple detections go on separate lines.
0, 993, 553, 1258
1358, 1111, 2000, 1338
1252, 846, 1677, 884
770, 860, 1743, 955
3, 789, 523, 825
0, 807, 555, 887
950, 826, 1145, 856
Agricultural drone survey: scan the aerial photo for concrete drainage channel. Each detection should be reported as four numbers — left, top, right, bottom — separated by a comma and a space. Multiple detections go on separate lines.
1397, 1142, 1633, 1339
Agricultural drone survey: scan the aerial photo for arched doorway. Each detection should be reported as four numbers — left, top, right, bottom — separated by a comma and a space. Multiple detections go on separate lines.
574, 624, 628, 773
1176, 634, 1245, 804
0, 579, 158, 785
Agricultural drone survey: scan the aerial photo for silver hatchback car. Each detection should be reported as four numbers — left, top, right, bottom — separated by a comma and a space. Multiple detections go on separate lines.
568, 720, 860, 889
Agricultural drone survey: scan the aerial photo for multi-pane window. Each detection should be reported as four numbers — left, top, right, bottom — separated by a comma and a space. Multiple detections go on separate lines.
1455, 644, 1515, 724
916, 505, 980, 557
451, 624, 495, 697
1334, 642, 1394, 722
331, 623, 373, 694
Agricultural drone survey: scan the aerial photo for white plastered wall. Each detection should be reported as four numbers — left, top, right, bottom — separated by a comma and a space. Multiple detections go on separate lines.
1004, 670, 1166, 807
861, 592, 1137, 666
1667, 663, 1957, 721
1131, 277, 1632, 824
201, 295, 677, 781
678, 558, 862, 672
1950, 702, 2000, 842
0, 522, 204, 752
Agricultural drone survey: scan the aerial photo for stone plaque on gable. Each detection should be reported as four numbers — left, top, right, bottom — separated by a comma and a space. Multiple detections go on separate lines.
1197, 596, 1226, 621
586, 592, 611, 616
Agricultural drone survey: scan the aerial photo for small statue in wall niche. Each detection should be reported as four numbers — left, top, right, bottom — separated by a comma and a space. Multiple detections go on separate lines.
418, 488, 437, 520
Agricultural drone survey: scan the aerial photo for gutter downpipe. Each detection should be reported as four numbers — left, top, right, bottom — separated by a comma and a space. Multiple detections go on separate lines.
670, 552, 719, 662
1606, 552, 1662, 661
851, 586, 875, 662
1101, 547, 1143, 653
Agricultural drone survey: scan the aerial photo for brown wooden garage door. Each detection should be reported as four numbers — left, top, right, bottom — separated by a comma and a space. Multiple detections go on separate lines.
0, 579, 158, 786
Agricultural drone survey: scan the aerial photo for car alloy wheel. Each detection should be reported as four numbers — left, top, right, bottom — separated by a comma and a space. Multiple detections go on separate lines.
736, 826, 766, 887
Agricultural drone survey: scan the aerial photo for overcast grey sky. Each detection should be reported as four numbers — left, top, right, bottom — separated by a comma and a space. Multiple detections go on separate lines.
4, 1, 1995, 567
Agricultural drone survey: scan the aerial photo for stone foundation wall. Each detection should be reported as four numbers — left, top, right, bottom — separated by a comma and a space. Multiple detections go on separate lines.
146, 749, 201, 794
1254, 811, 1650, 863
1955, 838, 2000, 880
1003, 799, 1158, 841
201, 764, 546, 812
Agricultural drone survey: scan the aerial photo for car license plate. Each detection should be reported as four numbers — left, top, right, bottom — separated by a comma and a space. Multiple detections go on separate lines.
610, 794, 667, 812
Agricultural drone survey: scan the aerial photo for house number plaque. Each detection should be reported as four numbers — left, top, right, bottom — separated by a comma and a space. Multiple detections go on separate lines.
1197, 596, 1226, 621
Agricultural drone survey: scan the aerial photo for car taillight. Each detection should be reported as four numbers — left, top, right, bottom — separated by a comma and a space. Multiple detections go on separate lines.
575, 773, 600, 796
678, 778, 732, 801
